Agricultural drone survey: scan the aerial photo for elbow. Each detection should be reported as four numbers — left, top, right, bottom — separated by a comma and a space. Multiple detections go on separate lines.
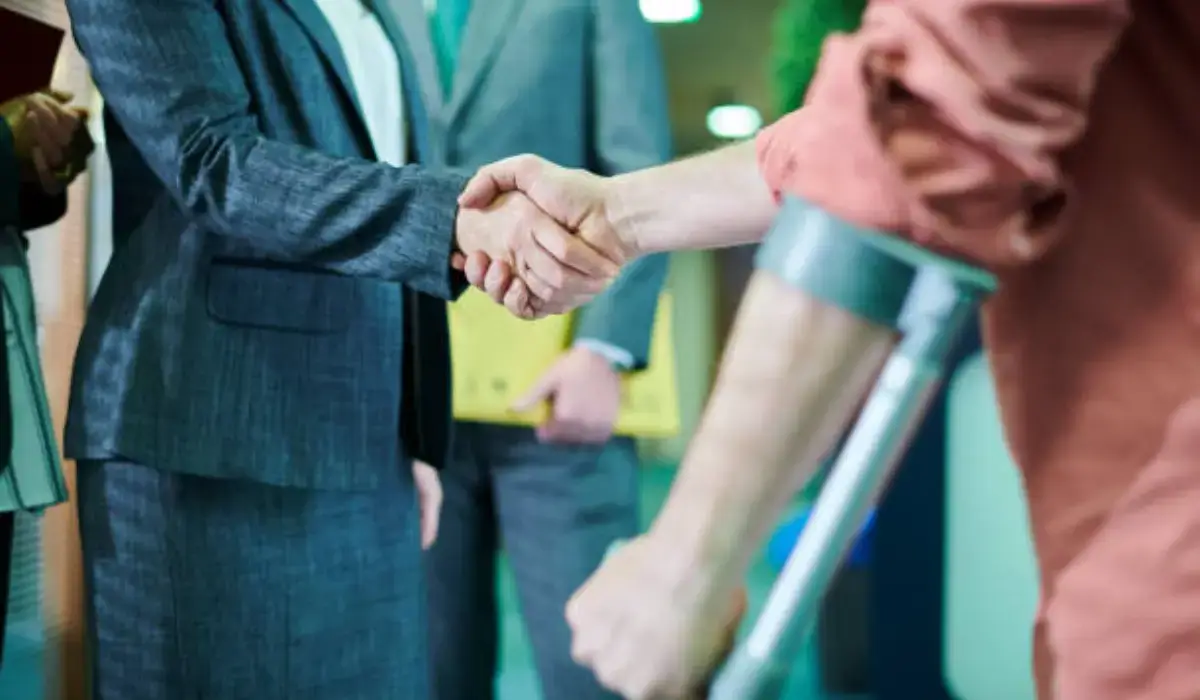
171, 118, 293, 252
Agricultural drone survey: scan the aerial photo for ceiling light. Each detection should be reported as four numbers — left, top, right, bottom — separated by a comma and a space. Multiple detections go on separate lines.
640, 0, 701, 24
706, 103, 762, 140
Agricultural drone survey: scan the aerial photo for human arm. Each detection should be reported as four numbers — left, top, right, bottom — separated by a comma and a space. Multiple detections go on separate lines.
461, 140, 777, 261
569, 0, 672, 363
0, 92, 89, 232
455, 142, 777, 316
564, 1, 1132, 697
67, 0, 613, 300
651, 0, 1134, 564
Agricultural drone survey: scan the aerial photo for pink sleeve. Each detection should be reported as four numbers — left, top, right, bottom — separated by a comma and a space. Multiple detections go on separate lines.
756, 0, 1130, 268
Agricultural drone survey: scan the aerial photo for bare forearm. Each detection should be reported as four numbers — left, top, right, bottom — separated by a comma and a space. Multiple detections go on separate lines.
607, 141, 777, 255
650, 271, 896, 580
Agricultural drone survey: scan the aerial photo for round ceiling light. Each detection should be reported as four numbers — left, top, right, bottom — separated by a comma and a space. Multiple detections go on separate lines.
639, 0, 702, 24
706, 103, 763, 140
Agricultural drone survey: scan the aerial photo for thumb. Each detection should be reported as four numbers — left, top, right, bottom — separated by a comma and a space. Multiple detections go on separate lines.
511, 364, 560, 413
45, 88, 74, 104
458, 155, 542, 208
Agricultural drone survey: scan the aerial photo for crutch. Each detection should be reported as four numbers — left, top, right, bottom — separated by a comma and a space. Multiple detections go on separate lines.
707, 198, 997, 700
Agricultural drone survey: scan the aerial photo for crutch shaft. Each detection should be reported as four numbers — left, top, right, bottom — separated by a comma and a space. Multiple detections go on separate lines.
710, 268, 984, 700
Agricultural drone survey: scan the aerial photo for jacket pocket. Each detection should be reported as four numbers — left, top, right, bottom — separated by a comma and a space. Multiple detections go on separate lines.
206, 259, 361, 334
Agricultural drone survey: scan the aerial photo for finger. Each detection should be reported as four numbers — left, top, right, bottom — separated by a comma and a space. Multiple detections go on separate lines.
530, 223, 619, 280
513, 257, 558, 302
32, 95, 76, 147
526, 225, 611, 299
512, 364, 559, 413
482, 259, 514, 304
458, 171, 504, 209
32, 148, 62, 195
464, 253, 495, 288
450, 252, 467, 271
517, 230, 594, 300
26, 102, 67, 165
421, 497, 440, 550
458, 155, 542, 208
45, 88, 74, 104
503, 278, 536, 320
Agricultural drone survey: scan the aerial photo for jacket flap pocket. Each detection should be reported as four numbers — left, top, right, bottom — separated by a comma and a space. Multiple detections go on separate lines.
206, 260, 360, 334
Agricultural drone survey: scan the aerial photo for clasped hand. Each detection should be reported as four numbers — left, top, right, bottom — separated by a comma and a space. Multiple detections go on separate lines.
452, 155, 631, 318
0, 89, 91, 195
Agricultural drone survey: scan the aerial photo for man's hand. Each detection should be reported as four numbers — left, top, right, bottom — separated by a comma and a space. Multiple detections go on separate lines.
0, 89, 90, 194
455, 156, 635, 317
412, 460, 443, 550
567, 532, 746, 699
513, 346, 622, 444
455, 189, 619, 318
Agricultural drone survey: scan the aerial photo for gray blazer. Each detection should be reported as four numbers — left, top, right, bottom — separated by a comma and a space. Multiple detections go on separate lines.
65, 0, 470, 489
391, 0, 673, 367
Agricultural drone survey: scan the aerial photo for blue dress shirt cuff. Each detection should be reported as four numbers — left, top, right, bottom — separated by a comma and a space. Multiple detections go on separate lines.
574, 338, 635, 371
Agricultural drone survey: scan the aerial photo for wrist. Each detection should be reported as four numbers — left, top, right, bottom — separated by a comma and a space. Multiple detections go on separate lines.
603, 173, 649, 259
573, 340, 634, 372
650, 479, 748, 582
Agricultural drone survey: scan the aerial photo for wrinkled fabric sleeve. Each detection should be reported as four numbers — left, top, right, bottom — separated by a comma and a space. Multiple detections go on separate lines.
756, 0, 1131, 268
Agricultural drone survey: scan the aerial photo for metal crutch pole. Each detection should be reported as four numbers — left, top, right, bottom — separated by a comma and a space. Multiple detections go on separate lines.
709, 260, 996, 700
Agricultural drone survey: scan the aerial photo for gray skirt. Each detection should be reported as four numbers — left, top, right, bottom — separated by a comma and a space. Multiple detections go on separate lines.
77, 458, 428, 700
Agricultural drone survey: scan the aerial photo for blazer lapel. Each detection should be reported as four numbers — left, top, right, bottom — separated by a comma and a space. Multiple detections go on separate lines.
276, 0, 366, 119
382, 0, 446, 119
445, 0, 522, 124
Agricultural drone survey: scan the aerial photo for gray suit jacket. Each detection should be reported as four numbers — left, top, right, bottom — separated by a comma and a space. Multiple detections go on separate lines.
65, 0, 470, 489
391, 0, 672, 367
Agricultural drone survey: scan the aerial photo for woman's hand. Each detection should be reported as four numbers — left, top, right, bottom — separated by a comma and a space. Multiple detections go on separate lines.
412, 460, 443, 550
0, 89, 91, 194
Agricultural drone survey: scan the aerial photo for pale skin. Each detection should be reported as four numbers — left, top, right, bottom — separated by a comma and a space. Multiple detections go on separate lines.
517, 346, 623, 445
456, 145, 894, 699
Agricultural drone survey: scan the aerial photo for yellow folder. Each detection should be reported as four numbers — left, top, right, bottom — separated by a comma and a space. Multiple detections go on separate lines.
448, 289, 681, 438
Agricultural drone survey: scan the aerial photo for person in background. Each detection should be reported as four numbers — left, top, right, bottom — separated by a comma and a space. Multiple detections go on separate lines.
411, 2, 670, 699
63, 0, 618, 697
0, 88, 88, 666
457, 0, 1200, 698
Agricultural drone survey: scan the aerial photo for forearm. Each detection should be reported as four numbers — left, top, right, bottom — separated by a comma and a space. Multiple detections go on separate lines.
607, 141, 778, 255
650, 271, 895, 579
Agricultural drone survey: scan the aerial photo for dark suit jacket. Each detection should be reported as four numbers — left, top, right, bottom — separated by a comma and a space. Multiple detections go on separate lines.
0, 118, 66, 471
65, 0, 469, 488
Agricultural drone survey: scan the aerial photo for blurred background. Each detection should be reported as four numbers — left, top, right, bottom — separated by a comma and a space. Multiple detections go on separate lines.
1, 1, 1039, 699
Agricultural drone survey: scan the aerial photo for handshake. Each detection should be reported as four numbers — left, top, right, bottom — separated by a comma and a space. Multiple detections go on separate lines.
452, 155, 632, 319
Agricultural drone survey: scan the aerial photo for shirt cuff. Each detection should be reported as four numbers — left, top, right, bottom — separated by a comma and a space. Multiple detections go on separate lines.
574, 339, 635, 371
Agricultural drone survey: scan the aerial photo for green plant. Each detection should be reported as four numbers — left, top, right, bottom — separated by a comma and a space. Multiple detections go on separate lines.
770, 0, 868, 116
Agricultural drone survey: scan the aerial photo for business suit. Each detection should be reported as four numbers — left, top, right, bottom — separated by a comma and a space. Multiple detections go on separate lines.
0, 116, 70, 666
401, 1, 672, 698
65, 0, 467, 697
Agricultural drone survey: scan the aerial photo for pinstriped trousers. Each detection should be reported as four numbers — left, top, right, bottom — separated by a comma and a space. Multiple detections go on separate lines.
77, 458, 429, 700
